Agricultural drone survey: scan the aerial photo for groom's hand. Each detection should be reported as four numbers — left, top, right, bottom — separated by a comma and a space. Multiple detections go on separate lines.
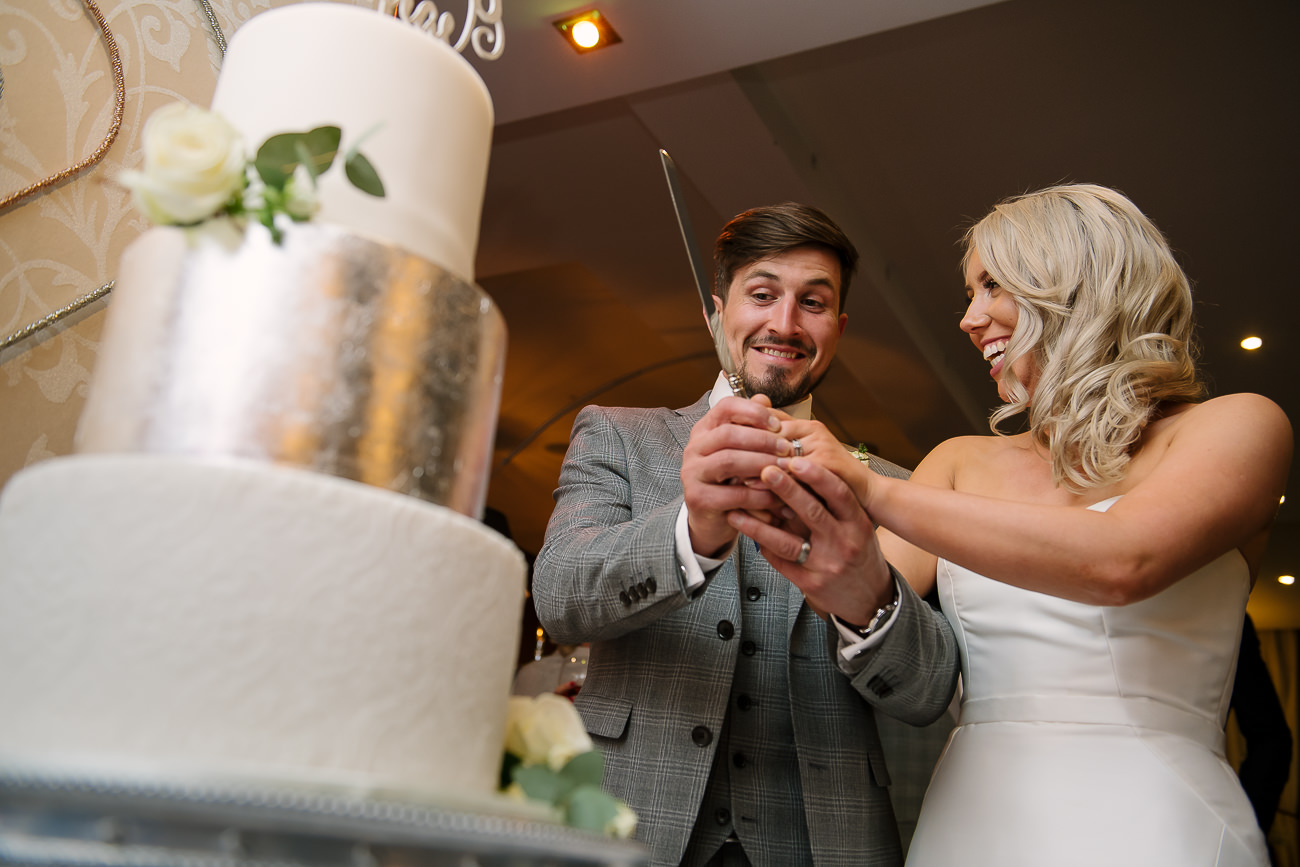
682, 394, 792, 558
728, 452, 894, 622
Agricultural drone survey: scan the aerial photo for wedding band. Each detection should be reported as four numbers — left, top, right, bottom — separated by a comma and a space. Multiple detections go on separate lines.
791, 439, 803, 457
795, 540, 811, 565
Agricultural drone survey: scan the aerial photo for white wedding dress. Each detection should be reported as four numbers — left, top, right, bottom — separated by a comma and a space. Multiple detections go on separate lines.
906, 497, 1269, 866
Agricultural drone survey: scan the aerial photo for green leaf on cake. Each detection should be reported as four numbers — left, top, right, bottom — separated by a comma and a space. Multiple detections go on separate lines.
255, 126, 341, 188
344, 151, 385, 198
564, 784, 621, 834
512, 765, 569, 803
560, 748, 604, 788
300, 126, 341, 176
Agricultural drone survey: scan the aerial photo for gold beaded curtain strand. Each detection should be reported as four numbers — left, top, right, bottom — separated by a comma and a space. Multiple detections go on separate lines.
0, 0, 124, 214
0, 1, 225, 355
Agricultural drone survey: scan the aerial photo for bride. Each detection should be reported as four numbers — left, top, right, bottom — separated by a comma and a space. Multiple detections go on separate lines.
732, 184, 1290, 866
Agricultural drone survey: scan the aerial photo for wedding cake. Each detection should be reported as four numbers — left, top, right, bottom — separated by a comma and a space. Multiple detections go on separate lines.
0, 2, 525, 804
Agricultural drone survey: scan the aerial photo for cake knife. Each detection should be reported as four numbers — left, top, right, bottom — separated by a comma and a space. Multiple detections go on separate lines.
658, 149, 748, 399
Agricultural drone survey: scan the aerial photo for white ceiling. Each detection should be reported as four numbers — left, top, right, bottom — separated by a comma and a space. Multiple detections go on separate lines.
452, 0, 1299, 627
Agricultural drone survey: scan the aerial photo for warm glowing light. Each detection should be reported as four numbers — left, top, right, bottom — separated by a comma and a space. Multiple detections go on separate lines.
536, 627, 544, 639
1241, 336, 1263, 350
1280, 575, 1296, 586
554, 10, 622, 53
572, 19, 600, 48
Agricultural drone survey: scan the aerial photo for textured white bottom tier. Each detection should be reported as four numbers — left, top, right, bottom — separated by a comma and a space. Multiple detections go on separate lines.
0, 455, 526, 799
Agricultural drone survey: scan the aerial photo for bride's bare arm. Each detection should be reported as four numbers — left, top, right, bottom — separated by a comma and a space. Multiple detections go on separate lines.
782, 393, 1291, 606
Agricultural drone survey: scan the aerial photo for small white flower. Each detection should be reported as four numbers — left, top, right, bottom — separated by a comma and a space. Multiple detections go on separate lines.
505, 693, 594, 772
119, 102, 246, 225
282, 164, 320, 221
605, 801, 638, 839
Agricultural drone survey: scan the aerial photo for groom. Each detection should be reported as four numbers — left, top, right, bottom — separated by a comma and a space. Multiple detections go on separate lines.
533, 203, 959, 866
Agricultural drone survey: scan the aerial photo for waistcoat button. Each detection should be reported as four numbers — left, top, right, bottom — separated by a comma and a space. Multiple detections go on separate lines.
716, 620, 734, 640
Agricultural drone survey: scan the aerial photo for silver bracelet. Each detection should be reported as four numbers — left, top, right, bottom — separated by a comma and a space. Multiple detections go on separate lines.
839, 587, 901, 639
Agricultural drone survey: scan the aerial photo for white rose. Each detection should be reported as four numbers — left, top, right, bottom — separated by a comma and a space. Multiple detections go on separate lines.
605, 801, 638, 839
505, 693, 594, 771
119, 102, 246, 225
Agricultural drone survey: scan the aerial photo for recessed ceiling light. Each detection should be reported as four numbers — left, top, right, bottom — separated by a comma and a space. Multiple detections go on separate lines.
1279, 575, 1295, 585
554, 10, 622, 53
1241, 336, 1263, 350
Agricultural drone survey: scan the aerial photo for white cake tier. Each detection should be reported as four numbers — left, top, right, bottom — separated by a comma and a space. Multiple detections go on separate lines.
212, 2, 493, 284
0, 455, 526, 798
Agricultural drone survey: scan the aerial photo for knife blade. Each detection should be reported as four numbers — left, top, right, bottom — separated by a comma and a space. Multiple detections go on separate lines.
659, 148, 748, 398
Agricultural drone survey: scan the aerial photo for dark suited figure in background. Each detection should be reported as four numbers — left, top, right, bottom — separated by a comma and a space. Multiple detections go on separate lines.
1231, 613, 1292, 838
533, 203, 959, 867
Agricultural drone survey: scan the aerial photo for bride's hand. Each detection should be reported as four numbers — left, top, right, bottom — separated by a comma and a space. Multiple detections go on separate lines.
776, 420, 874, 510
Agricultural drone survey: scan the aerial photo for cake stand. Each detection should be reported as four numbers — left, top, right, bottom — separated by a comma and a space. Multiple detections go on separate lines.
0, 767, 647, 866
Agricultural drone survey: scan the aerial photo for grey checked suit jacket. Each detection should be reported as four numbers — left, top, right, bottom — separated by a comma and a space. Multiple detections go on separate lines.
533, 393, 960, 867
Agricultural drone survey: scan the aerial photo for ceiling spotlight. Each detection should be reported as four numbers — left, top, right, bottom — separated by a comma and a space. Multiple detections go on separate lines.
1241, 336, 1263, 350
1279, 575, 1295, 586
554, 10, 622, 53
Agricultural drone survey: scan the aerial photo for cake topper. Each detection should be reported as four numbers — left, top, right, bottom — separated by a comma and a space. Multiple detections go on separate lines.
377, 0, 505, 61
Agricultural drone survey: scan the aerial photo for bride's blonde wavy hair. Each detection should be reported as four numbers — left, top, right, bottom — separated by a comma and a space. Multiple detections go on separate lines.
964, 184, 1204, 490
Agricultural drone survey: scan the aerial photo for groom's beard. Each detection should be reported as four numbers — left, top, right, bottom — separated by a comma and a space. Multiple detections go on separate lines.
739, 340, 824, 408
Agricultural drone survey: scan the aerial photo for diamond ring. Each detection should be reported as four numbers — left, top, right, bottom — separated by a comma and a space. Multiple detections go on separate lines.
795, 540, 811, 565
791, 438, 803, 458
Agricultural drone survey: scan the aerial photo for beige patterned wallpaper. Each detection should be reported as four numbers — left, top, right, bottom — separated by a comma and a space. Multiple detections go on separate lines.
0, 0, 325, 489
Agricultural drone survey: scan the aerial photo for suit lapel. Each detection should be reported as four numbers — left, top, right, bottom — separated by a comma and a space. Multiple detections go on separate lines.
667, 392, 710, 452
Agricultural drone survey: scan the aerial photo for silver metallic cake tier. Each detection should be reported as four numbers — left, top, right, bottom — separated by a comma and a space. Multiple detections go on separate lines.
77, 222, 506, 518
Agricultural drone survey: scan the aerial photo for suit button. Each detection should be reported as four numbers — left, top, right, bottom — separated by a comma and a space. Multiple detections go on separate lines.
746, 586, 762, 601
633, 582, 646, 598
741, 640, 757, 656
619, 590, 631, 606
646, 576, 657, 594
716, 620, 734, 640
737, 694, 753, 711
714, 807, 731, 826
732, 752, 748, 769
691, 725, 713, 747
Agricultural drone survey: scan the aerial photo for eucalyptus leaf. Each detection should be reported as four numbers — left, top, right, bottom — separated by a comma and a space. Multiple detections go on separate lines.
300, 126, 341, 176
344, 151, 385, 198
255, 127, 342, 189
293, 141, 317, 182
564, 785, 620, 834
512, 765, 569, 803
255, 132, 303, 189
560, 749, 605, 788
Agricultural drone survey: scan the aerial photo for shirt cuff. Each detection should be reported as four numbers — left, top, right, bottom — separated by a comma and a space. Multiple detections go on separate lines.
675, 502, 734, 591
834, 578, 904, 661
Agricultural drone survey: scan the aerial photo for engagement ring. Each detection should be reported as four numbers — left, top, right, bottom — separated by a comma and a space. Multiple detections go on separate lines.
795, 540, 811, 564
791, 439, 803, 458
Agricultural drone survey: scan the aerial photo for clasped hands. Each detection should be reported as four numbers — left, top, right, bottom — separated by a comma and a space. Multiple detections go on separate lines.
681, 394, 893, 623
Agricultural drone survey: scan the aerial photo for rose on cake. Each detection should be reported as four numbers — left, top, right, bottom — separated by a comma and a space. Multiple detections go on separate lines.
119, 102, 384, 242
502, 693, 637, 838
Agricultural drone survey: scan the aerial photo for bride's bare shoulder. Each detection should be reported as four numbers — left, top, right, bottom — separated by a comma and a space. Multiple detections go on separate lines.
913, 432, 1029, 484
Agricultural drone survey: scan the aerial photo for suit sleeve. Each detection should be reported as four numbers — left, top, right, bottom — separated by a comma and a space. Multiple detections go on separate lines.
837, 567, 961, 726
532, 405, 705, 644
